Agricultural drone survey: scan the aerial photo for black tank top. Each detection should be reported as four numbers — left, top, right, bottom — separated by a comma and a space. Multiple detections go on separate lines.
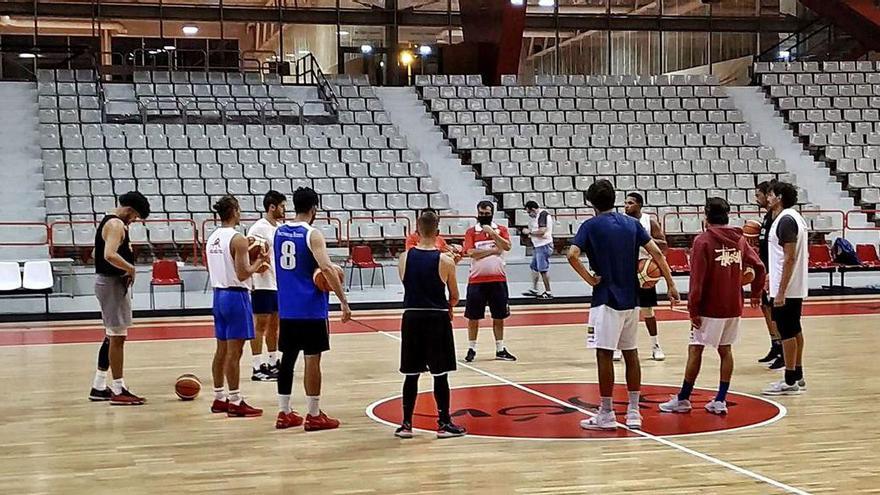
403, 248, 447, 311
95, 214, 134, 276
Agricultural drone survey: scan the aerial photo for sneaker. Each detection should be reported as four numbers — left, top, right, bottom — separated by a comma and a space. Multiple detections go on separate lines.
580, 410, 617, 430
88, 387, 111, 402
464, 348, 476, 363
304, 411, 341, 431
797, 379, 806, 390
210, 399, 229, 414
762, 380, 800, 396
758, 345, 779, 363
495, 348, 517, 361
704, 400, 728, 415
110, 388, 146, 406
437, 421, 467, 438
613, 349, 623, 362
768, 356, 786, 370
227, 400, 263, 418
394, 422, 414, 439
658, 395, 692, 413
251, 367, 272, 382
261, 363, 279, 381
625, 409, 642, 429
275, 411, 304, 429
537, 292, 553, 300
521, 289, 540, 297
651, 344, 666, 361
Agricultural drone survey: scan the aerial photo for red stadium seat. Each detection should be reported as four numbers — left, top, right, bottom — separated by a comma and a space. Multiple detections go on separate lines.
150, 259, 185, 309
348, 245, 385, 291
665, 248, 690, 274
856, 244, 880, 267
808, 244, 837, 269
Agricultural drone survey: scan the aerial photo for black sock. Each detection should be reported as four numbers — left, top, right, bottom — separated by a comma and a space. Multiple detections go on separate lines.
402, 375, 419, 425
784, 369, 798, 386
276, 351, 297, 396
433, 374, 451, 424
97, 337, 110, 370
795, 365, 803, 381
771, 339, 781, 348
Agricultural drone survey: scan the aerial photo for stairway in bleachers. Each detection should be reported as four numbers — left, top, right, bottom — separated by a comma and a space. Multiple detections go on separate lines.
0, 82, 49, 260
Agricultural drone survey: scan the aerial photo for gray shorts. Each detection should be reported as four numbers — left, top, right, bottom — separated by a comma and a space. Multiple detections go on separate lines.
95, 274, 132, 336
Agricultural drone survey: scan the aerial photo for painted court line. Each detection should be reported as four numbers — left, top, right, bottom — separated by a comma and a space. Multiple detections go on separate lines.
366, 323, 811, 495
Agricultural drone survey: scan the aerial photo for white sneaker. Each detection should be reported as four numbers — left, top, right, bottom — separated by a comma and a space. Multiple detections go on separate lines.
613, 349, 623, 361
762, 380, 800, 396
580, 411, 617, 430
651, 345, 666, 361
658, 395, 692, 413
797, 379, 806, 390
625, 409, 642, 429
704, 400, 728, 415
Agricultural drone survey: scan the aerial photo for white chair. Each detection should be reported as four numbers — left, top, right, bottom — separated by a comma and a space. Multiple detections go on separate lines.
0, 262, 22, 291
23, 261, 53, 291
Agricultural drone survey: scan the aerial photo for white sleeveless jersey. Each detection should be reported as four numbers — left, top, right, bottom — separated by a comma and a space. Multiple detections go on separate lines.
637, 214, 652, 260
207, 227, 251, 290
768, 208, 809, 299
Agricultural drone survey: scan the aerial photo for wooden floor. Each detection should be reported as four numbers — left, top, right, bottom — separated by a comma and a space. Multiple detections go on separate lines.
1, 300, 878, 494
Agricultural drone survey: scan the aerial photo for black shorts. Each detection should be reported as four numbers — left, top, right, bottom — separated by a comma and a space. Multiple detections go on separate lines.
251, 290, 278, 315
279, 319, 330, 356
638, 287, 658, 308
761, 291, 771, 308
400, 311, 457, 375
464, 282, 510, 320
770, 298, 803, 340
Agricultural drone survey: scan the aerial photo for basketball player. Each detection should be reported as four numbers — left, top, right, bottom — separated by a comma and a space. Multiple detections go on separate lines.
207, 196, 267, 418
763, 182, 809, 396
755, 180, 784, 369
624, 192, 668, 361
394, 209, 466, 439
87, 191, 150, 405
405, 208, 462, 261
462, 201, 516, 362
522, 200, 554, 299
247, 190, 286, 382
568, 180, 679, 430
660, 198, 765, 415
274, 187, 350, 431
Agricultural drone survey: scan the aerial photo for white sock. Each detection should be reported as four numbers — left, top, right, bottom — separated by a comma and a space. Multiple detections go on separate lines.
268, 351, 279, 364
600, 396, 613, 413
628, 391, 640, 411
651, 335, 660, 347
468, 340, 477, 351
228, 389, 242, 405
306, 395, 320, 416
110, 378, 125, 395
213, 387, 226, 401
92, 370, 108, 390
495, 340, 504, 353
252, 356, 262, 371
278, 394, 291, 414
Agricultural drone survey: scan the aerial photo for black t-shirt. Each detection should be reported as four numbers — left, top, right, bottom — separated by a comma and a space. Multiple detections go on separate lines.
759, 211, 773, 265
776, 216, 799, 245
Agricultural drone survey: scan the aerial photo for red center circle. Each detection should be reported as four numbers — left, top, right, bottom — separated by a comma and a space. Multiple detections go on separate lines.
368, 382, 784, 439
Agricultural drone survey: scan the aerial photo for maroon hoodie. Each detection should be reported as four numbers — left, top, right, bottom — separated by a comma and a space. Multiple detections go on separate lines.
688, 225, 766, 319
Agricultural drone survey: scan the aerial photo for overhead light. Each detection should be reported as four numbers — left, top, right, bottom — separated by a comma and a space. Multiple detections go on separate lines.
379, 61, 385, 67
418, 45, 432, 56
778, 49, 791, 60
338, 30, 350, 36
18, 52, 36, 59
298, 50, 310, 55
360, 44, 373, 54
538, 0, 554, 5
182, 24, 199, 35
163, 45, 176, 51
510, 0, 524, 5
399, 50, 414, 66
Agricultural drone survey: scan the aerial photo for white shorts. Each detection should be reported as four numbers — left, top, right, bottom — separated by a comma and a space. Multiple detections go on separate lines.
587, 305, 640, 351
689, 317, 740, 348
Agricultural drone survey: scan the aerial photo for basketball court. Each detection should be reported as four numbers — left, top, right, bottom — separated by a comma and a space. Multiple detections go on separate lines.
2, 297, 877, 494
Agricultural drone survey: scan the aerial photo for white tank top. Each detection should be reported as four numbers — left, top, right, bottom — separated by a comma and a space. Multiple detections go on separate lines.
768, 208, 809, 299
637, 214, 652, 260
207, 227, 251, 290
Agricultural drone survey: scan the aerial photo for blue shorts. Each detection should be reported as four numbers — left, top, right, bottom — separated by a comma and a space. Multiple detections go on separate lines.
251, 289, 278, 315
530, 244, 553, 273
213, 288, 256, 341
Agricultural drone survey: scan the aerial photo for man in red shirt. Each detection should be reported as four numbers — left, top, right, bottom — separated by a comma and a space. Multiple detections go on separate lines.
462, 201, 515, 362
404, 209, 462, 262
660, 198, 765, 415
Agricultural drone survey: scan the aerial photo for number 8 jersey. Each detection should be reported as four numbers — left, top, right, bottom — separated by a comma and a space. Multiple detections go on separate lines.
274, 221, 329, 320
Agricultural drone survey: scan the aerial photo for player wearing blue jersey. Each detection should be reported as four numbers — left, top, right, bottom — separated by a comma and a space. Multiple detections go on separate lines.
274, 187, 351, 431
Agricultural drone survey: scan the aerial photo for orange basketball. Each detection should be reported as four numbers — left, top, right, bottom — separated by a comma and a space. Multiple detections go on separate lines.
247, 236, 270, 274
175, 373, 201, 401
741, 267, 756, 286
742, 220, 762, 238
313, 264, 345, 292
638, 258, 662, 288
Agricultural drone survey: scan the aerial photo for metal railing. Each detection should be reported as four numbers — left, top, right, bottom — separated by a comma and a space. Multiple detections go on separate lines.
293, 53, 339, 117
0, 222, 50, 247
48, 219, 198, 262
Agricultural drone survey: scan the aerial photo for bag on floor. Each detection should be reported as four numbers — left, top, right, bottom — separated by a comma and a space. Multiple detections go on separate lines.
832, 237, 860, 265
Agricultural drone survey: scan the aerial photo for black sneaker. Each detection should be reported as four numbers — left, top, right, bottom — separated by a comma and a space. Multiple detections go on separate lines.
464, 348, 476, 362
88, 387, 111, 401
394, 422, 413, 439
495, 348, 517, 361
260, 363, 279, 381
758, 345, 780, 363
768, 356, 785, 370
538, 292, 553, 300
521, 289, 540, 297
251, 367, 271, 382
437, 421, 467, 438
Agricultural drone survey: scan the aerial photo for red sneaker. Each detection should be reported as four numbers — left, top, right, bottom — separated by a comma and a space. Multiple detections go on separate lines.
275, 411, 304, 429
210, 399, 228, 414
110, 389, 146, 406
227, 400, 263, 418
304, 411, 341, 431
